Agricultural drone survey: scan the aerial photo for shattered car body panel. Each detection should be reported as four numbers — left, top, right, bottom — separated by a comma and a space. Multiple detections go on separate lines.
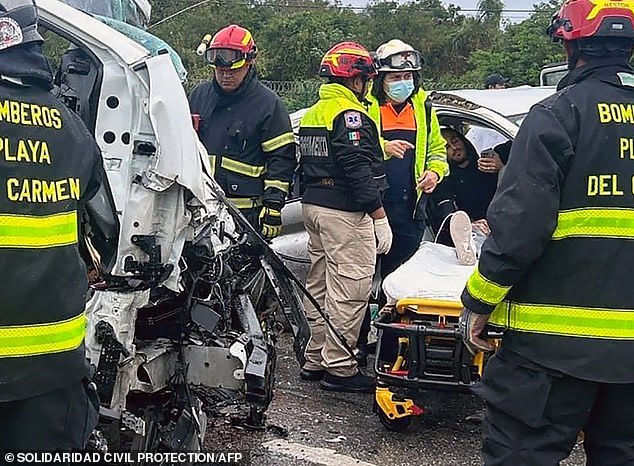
37, 0, 309, 450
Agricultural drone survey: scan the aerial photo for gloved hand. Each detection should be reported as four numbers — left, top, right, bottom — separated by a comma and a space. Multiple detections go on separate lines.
373, 217, 393, 255
459, 307, 496, 355
259, 206, 282, 240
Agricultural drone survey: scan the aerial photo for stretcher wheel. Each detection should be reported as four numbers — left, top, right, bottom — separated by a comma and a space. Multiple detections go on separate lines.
377, 409, 423, 433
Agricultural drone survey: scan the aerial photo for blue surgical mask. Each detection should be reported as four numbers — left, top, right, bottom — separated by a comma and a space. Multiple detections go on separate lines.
385, 79, 415, 103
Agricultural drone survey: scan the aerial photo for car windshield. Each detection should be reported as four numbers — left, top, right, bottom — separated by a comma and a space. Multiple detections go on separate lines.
507, 113, 528, 127
542, 69, 568, 87
58, 0, 148, 28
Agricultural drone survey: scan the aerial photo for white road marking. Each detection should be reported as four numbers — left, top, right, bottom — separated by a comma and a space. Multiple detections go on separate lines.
263, 439, 377, 466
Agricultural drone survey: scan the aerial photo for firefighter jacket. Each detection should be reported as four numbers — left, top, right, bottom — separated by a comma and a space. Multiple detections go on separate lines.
0, 56, 103, 401
299, 83, 387, 213
188, 68, 296, 210
461, 61, 634, 383
366, 89, 449, 198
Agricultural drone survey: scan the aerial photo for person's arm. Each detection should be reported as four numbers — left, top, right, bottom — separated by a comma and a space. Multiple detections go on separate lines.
80, 140, 120, 274
187, 84, 202, 116
424, 108, 450, 182
260, 97, 296, 209
331, 111, 383, 214
461, 104, 574, 314
493, 140, 513, 164
84, 142, 104, 203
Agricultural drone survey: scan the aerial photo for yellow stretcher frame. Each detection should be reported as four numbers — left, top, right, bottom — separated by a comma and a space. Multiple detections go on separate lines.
392, 298, 487, 374
374, 297, 494, 431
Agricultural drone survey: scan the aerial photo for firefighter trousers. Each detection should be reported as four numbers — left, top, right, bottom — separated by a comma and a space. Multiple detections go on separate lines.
474, 347, 634, 466
0, 378, 99, 452
301, 203, 376, 377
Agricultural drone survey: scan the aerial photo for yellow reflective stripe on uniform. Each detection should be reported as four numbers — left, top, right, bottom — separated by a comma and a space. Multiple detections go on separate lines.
208, 154, 217, 177
489, 302, 634, 339
220, 157, 265, 178
261, 132, 295, 153
0, 312, 86, 358
553, 208, 634, 239
264, 179, 290, 194
466, 267, 512, 306
0, 211, 78, 249
229, 197, 262, 209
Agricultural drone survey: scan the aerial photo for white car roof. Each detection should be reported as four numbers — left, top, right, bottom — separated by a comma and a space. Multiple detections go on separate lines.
442, 85, 557, 119
289, 85, 557, 130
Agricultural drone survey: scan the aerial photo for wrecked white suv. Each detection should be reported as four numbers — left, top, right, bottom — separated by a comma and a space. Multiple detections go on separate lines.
37, 0, 310, 452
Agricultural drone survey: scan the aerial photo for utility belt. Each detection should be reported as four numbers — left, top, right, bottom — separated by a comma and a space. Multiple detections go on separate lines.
302, 176, 348, 190
317, 177, 336, 187
304, 175, 386, 192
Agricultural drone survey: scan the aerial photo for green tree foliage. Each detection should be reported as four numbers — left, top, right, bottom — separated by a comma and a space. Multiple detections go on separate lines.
146, 0, 567, 110
465, 1, 564, 87
258, 7, 364, 81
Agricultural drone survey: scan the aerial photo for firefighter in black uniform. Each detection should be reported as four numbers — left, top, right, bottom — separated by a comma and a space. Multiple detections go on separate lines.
460, 1, 634, 464
189, 24, 296, 239
0, 0, 103, 452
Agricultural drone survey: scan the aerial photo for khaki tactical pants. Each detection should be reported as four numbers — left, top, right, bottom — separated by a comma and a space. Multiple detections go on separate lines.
302, 203, 376, 377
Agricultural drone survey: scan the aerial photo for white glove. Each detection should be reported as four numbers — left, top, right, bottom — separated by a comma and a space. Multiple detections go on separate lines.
373, 217, 393, 255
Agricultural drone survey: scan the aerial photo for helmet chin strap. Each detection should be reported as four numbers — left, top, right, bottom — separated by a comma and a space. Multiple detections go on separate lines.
353, 77, 370, 102
565, 41, 581, 70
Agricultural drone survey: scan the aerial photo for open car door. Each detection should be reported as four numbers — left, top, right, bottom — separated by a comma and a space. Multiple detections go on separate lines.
37, 0, 310, 451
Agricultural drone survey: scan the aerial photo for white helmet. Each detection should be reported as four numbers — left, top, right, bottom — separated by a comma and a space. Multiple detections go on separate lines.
375, 39, 423, 72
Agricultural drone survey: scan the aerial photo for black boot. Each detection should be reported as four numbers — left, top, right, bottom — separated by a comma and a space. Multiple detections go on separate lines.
299, 368, 325, 381
320, 371, 375, 394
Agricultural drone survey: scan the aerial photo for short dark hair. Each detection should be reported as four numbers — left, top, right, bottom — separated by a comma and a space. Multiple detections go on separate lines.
484, 73, 510, 88
441, 127, 478, 162
371, 71, 422, 105
577, 37, 634, 60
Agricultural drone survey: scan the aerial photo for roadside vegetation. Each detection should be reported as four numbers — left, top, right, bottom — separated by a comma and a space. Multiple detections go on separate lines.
148, 0, 564, 110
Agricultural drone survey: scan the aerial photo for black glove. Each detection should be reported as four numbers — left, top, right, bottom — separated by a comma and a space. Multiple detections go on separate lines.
259, 206, 282, 239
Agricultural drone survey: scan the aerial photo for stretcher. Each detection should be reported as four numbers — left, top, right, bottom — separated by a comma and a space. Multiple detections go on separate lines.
373, 242, 500, 432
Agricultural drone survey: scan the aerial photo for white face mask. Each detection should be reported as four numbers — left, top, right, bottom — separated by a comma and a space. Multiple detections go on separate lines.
385, 78, 415, 103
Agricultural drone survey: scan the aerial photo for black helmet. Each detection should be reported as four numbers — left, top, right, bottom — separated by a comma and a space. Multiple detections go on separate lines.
0, 0, 43, 52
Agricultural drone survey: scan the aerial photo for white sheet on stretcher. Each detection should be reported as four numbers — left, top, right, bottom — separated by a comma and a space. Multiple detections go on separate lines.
382, 241, 476, 304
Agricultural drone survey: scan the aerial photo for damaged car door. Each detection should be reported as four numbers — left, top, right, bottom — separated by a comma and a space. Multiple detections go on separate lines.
37, 0, 310, 452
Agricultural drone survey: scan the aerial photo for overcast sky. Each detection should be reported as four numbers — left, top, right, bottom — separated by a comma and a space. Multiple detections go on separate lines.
447, 0, 532, 22
342, 0, 535, 23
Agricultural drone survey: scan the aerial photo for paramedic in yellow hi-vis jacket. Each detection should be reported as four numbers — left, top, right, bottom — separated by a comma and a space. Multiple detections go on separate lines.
298, 42, 391, 394
0, 0, 102, 452
367, 39, 449, 277
460, 1, 634, 464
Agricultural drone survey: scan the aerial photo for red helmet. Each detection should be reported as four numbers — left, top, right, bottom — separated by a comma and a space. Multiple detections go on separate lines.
203, 24, 257, 69
319, 42, 377, 79
548, 0, 634, 42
